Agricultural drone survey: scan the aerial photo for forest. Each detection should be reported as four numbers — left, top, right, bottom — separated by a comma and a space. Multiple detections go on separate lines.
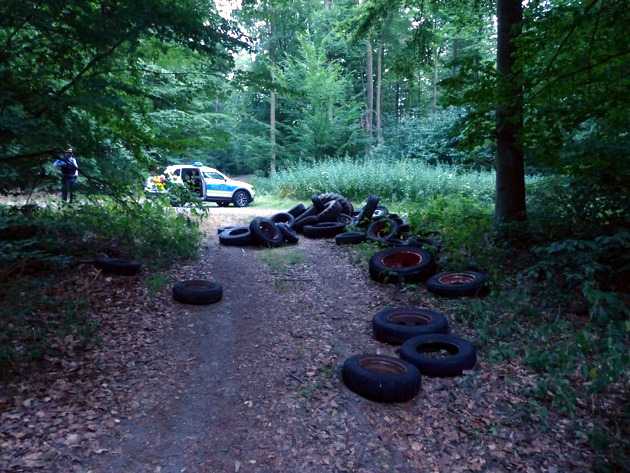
0, 1, 628, 472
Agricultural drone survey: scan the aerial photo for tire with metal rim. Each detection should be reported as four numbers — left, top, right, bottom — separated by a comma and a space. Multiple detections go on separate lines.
249, 217, 284, 247
367, 218, 399, 243
372, 307, 449, 345
94, 257, 141, 276
287, 203, 307, 218
399, 334, 477, 377
369, 247, 435, 283
342, 354, 421, 403
335, 231, 367, 245
372, 205, 389, 219
426, 271, 489, 297
303, 222, 346, 239
277, 223, 299, 244
218, 226, 253, 246
232, 190, 250, 208
173, 280, 223, 305
270, 212, 295, 227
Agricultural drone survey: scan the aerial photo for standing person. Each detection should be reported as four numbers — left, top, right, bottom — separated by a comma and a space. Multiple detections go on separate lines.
54, 146, 79, 203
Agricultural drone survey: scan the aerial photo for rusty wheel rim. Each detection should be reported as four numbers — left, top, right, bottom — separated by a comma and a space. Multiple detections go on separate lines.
381, 250, 422, 269
437, 272, 477, 286
359, 356, 407, 374
389, 313, 431, 326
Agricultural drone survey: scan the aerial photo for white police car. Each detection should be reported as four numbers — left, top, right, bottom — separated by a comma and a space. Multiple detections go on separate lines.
145, 164, 255, 207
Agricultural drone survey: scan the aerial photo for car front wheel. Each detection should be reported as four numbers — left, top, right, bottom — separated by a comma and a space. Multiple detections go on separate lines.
233, 190, 250, 208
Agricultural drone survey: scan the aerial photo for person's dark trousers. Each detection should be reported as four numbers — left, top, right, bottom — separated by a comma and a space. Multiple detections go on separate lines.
61, 176, 77, 202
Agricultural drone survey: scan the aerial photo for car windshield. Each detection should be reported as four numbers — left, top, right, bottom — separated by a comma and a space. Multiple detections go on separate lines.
203, 171, 225, 180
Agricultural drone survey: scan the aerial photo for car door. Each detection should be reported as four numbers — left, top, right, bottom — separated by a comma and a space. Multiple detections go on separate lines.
203, 171, 235, 199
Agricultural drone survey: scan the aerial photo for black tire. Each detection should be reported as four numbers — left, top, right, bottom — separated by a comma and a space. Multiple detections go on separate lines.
217, 201, 230, 207
173, 280, 223, 305
293, 205, 317, 227
94, 257, 141, 276
367, 218, 399, 243
426, 271, 489, 297
219, 226, 253, 246
396, 223, 411, 235
335, 231, 367, 245
249, 217, 284, 247
217, 225, 235, 235
372, 205, 389, 219
287, 203, 307, 218
277, 223, 299, 244
372, 307, 449, 345
232, 190, 251, 208
336, 213, 353, 226
342, 354, 421, 403
293, 215, 319, 233
356, 195, 379, 226
270, 212, 295, 226
317, 192, 354, 216
369, 247, 435, 283
399, 334, 477, 377
311, 194, 325, 210
303, 222, 346, 239
316, 200, 343, 222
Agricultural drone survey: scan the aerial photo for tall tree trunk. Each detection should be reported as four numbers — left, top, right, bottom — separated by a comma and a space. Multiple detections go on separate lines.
366, 40, 374, 140
376, 40, 383, 145
431, 21, 438, 114
395, 81, 400, 124
495, 0, 526, 223
270, 90, 277, 175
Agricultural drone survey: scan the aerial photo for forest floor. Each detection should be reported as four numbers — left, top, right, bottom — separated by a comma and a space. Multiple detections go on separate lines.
0, 207, 595, 473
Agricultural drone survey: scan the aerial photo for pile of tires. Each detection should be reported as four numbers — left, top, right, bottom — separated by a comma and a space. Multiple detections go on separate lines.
218, 193, 357, 248
342, 306, 477, 403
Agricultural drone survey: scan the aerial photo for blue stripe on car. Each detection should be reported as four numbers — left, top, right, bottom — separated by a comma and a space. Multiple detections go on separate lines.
206, 184, 239, 192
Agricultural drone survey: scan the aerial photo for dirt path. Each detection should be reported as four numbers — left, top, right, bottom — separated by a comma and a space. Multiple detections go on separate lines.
36, 208, 590, 473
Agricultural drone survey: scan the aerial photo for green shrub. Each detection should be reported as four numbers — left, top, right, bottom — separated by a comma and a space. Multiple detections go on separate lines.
407, 194, 495, 268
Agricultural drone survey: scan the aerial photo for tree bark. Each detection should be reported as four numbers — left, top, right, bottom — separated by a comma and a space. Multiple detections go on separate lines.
270, 90, 277, 175
431, 20, 438, 114
395, 81, 400, 124
376, 40, 383, 144
495, 0, 526, 223
366, 40, 374, 140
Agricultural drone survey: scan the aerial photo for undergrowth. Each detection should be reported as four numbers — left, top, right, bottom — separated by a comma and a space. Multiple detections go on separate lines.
0, 198, 204, 376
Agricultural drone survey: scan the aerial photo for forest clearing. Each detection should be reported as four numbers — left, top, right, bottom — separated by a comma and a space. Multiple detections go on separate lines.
1, 1, 628, 472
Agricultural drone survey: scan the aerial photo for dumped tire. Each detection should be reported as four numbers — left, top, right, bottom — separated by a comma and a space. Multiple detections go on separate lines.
303, 222, 346, 239
372, 307, 449, 345
94, 257, 141, 276
219, 226, 253, 246
426, 271, 489, 297
369, 247, 435, 283
277, 223, 299, 244
173, 280, 223, 305
399, 334, 477, 377
293, 215, 318, 233
342, 354, 421, 403
293, 206, 318, 228
217, 225, 235, 235
367, 218, 399, 243
270, 212, 295, 227
356, 195, 379, 226
335, 231, 367, 245
336, 213, 353, 226
317, 192, 354, 216
316, 200, 343, 222
372, 205, 389, 219
287, 203, 307, 218
249, 217, 284, 247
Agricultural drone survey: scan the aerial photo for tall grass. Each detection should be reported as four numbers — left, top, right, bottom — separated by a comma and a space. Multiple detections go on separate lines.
255, 157, 501, 203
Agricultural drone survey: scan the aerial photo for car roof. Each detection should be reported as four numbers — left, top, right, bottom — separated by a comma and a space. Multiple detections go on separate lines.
165, 164, 222, 173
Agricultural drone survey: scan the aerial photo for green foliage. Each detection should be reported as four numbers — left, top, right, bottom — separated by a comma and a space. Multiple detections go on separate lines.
407, 194, 494, 268
257, 156, 502, 202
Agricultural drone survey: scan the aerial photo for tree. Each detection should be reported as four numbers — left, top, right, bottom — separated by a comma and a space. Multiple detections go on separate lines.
495, 0, 526, 223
